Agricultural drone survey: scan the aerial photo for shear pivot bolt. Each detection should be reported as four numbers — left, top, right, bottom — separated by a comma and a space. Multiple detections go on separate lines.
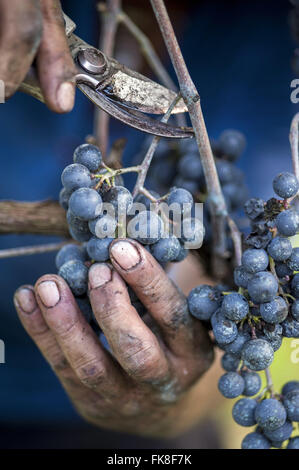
77, 48, 107, 75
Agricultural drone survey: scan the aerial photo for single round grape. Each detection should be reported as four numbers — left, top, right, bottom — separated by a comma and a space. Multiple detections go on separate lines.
221, 353, 240, 372
172, 243, 188, 263
247, 271, 278, 304
282, 317, 299, 338
224, 331, 251, 358
86, 237, 113, 262
58, 260, 88, 296
267, 236, 293, 262
134, 190, 160, 211
61, 163, 92, 191
260, 296, 288, 324
263, 324, 283, 352
212, 310, 238, 345
234, 266, 253, 288
287, 247, 299, 271
275, 262, 293, 279
73, 143, 102, 172
284, 390, 299, 421
103, 186, 133, 216
264, 421, 293, 444
241, 339, 274, 371
151, 236, 181, 263
180, 217, 205, 245
232, 398, 257, 427
273, 172, 299, 199
167, 187, 193, 215
177, 153, 203, 181
88, 213, 117, 238
241, 371, 262, 397
127, 211, 164, 245
255, 399, 287, 432
282, 381, 299, 396
276, 209, 299, 237
244, 198, 265, 220
188, 285, 221, 321
292, 273, 299, 298
241, 432, 271, 449
55, 244, 87, 270
67, 210, 92, 242
218, 372, 245, 399
241, 248, 269, 274
218, 129, 246, 161
292, 300, 299, 320
59, 187, 72, 210
221, 293, 249, 322
69, 188, 102, 221
287, 437, 299, 449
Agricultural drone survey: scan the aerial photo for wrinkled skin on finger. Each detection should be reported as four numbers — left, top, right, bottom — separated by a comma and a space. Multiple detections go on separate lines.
0, 0, 75, 112
14, 240, 214, 438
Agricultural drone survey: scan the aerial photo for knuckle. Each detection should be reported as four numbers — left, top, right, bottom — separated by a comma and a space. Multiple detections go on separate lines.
76, 359, 106, 388
18, 12, 43, 49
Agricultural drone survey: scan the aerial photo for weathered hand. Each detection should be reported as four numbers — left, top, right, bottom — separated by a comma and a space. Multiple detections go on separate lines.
0, 0, 76, 112
14, 239, 214, 437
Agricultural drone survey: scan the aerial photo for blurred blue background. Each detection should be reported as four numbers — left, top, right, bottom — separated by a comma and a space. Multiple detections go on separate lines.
0, 0, 297, 448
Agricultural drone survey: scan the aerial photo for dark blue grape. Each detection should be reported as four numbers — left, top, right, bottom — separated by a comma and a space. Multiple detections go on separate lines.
127, 211, 164, 245
180, 217, 205, 246
88, 213, 117, 238
58, 260, 88, 296
224, 331, 251, 358
69, 188, 102, 221
86, 237, 113, 262
267, 237, 293, 262
244, 198, 265, 220
260, 296, 288, 324
287, 437, 299, 449
247, 271, 278, 304
212, 310, 238, 345
284, 390, 299, 421
287, 247, 299, 271
282, 317, 299, 338
172, 243, 188, 262
221, 293, 249, 322
222, 182, 248, 211
221, 353, 240, 372
151, 236, 181, 263
241, 432, 271, 449
218, 129, 246, 161
232, 398, 257, 427
291, 273, 299, 298
234, 266, 253, 288
55, 244, 87, 270
172, 176, 199, 194
255, 399, 287, 431
275, 262, 293, 279
167, 187, 193, 215
188, 285, 221, 321
215, 159, 238, 185
177, 153, 203, 181
241, 371, 262, 397
218, 372, 245, 399
103, 186, 133, 216
264, 421, 293, 443
263, 324, 283, 352
273, 172, 299, 199
59, 187, 72, 210
241, 248, 269, 274
245, 230, 272, 250
282, 381, 299, 396
61, 163, 91, 191
241, 339, 274, 371
292, 300, 299, 320
73, 143, 102, 172
276, 209, 299, 237
67, 209, 92, 242
134, 191, 160, 211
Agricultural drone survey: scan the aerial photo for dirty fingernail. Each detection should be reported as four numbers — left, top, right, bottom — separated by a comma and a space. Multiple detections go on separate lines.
110, 241, 141, 270
37, 281, 60, 308
57, 82, 75, 112
89, 263, 112, 290
14, 288, 37, 314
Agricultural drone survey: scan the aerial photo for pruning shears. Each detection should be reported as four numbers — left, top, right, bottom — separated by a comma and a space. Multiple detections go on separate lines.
20, 14, 193, 139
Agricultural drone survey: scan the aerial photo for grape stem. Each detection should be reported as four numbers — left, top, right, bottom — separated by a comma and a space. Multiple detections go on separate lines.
265, 367, 274, 396
149, 0, 242, 279
0, 241, 73, 259
290, 112, 299, 181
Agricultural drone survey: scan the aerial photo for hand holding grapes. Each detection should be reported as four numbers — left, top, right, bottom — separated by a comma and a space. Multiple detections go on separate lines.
0, 0, 75, 112
14, 239, 213, 437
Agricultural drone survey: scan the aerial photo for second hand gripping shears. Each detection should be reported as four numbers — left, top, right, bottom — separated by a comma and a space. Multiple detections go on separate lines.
20, 14, 194, 139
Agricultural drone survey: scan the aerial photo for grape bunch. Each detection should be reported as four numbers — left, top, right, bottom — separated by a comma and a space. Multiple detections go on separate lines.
56, 143, 200, 332
188, 171, 299, 449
